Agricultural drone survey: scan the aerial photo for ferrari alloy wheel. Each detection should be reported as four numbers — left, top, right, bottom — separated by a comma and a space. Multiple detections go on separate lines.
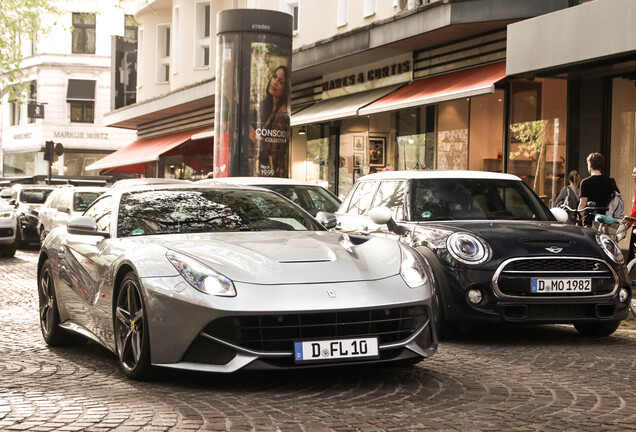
38, 259, 76, 345
115, 272, 151, 380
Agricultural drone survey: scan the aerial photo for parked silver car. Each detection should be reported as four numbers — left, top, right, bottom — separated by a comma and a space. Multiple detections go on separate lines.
38, 185, 108, 242
7, 184, 56, 247
38, 184, 437, 379
0, 199, 18, 257
197, 177, 341, 216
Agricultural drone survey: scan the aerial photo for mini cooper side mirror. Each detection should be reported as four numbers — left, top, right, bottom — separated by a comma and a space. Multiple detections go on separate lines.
369, 207, 408, 236
315, 211, 337, 229
67, 216, 109, 238
550, 207, 569, 223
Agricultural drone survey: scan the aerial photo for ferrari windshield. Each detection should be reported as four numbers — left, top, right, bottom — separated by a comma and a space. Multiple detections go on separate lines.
409, 178, 553, 222
117, 188, 324, 237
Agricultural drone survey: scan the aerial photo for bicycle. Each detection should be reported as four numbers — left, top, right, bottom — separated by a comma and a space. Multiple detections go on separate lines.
562, 203, 636, 318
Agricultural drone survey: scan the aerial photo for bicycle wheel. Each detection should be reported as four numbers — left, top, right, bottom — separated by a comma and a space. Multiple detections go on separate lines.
628, 259, 636, 318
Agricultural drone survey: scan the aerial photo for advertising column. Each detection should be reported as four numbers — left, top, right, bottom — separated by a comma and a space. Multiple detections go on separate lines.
214, 9, 292, 178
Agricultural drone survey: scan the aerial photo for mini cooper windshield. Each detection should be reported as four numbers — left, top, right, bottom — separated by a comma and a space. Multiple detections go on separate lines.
117, 189, 323, 237
409, 178, 553, 222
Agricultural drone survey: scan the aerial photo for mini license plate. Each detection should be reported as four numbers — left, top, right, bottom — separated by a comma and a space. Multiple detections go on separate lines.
530, 278, 592, 293
294, 337, 379, 363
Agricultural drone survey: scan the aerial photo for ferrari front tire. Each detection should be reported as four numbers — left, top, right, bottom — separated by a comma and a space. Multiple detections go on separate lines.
114, 272, 152, 380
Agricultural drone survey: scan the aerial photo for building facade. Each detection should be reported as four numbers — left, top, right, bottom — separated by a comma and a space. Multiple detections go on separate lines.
101, 0, 635, 209
0, 0, 137, 181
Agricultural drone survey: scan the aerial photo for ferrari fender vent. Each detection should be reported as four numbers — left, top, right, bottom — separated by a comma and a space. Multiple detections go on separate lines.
203, 305, 428, 352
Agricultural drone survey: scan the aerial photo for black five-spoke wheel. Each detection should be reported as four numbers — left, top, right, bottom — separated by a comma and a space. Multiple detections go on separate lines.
115, 272, 151, 379
38, 259, 76, 345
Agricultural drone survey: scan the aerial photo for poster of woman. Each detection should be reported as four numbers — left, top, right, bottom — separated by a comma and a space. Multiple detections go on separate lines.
248, 42, 291, 177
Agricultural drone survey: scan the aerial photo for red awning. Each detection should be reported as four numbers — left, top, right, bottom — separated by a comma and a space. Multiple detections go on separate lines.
85, 127, 210, 172
359, 62, 506, 116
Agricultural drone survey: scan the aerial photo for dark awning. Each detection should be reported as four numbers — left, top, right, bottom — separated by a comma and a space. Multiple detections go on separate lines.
359, 62, 506, 116
67, 79, 96, 101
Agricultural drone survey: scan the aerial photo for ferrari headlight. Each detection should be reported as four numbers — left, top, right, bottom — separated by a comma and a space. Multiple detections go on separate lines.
596, 234, 624, 265
447, 232, 490, 265
0, 211, 14, 219
166, 250, 236, 297
399, 244, 429, 288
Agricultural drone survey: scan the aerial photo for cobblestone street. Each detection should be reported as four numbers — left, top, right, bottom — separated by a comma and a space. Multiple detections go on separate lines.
1, 249, 635, 431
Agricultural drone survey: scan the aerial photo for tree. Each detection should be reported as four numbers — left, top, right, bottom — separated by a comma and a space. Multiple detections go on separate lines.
509, 120, 549, 193
0, 0, 62, 100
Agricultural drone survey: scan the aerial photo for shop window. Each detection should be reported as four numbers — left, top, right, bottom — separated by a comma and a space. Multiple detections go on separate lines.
194, 2, 211, 68
507, 78, 567, 205
306, 135, 329, 187
437, 99, 469, 170
72, 13, 96, 54
609, 76, 636, 204
470, 90, 505, 172
394, 106, 435, 171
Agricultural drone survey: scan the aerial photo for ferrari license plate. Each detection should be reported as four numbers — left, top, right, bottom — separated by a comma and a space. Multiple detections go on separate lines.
530, 278, 592, 293
294, 337, 379, 363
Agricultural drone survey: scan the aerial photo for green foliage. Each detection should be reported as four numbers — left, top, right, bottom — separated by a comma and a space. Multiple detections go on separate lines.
0, 0, 63, 100
508, 120, 547, 160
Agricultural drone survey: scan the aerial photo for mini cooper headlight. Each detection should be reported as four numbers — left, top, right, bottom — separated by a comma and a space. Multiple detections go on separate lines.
399, 244, 430, 288
0, 211, 14, 219
446, 232, 491, 265
166, 250, 236, 297
596, 234, 624, 265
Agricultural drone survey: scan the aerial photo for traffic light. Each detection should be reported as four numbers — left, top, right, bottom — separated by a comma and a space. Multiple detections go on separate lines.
43, 141, 63, 161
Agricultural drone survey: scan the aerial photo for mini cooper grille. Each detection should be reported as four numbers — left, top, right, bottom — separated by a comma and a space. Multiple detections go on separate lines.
505, 259, 606, 272
203, 306, 428, 352
496, 258, 616, 297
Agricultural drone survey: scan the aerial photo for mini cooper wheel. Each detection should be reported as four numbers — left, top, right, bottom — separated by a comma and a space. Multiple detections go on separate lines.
574, 321, 620, 337
114, 272, 152, 380
38, 259, 78, 345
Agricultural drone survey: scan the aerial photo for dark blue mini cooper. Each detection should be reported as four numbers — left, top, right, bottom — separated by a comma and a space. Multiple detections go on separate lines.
335, 170, 631, 337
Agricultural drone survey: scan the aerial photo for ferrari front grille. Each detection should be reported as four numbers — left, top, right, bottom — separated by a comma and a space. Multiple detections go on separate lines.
202, 305, 428, 352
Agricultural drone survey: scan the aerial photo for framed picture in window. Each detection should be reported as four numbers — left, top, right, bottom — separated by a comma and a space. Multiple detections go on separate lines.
353, 153, 362, 168
353, 136, 365, 151
369, 137, 385, 167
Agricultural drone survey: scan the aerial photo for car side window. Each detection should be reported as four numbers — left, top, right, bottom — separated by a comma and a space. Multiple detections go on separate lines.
84, 196, 112, 232
371, 180, 405, 221
345, 181, 377, 216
